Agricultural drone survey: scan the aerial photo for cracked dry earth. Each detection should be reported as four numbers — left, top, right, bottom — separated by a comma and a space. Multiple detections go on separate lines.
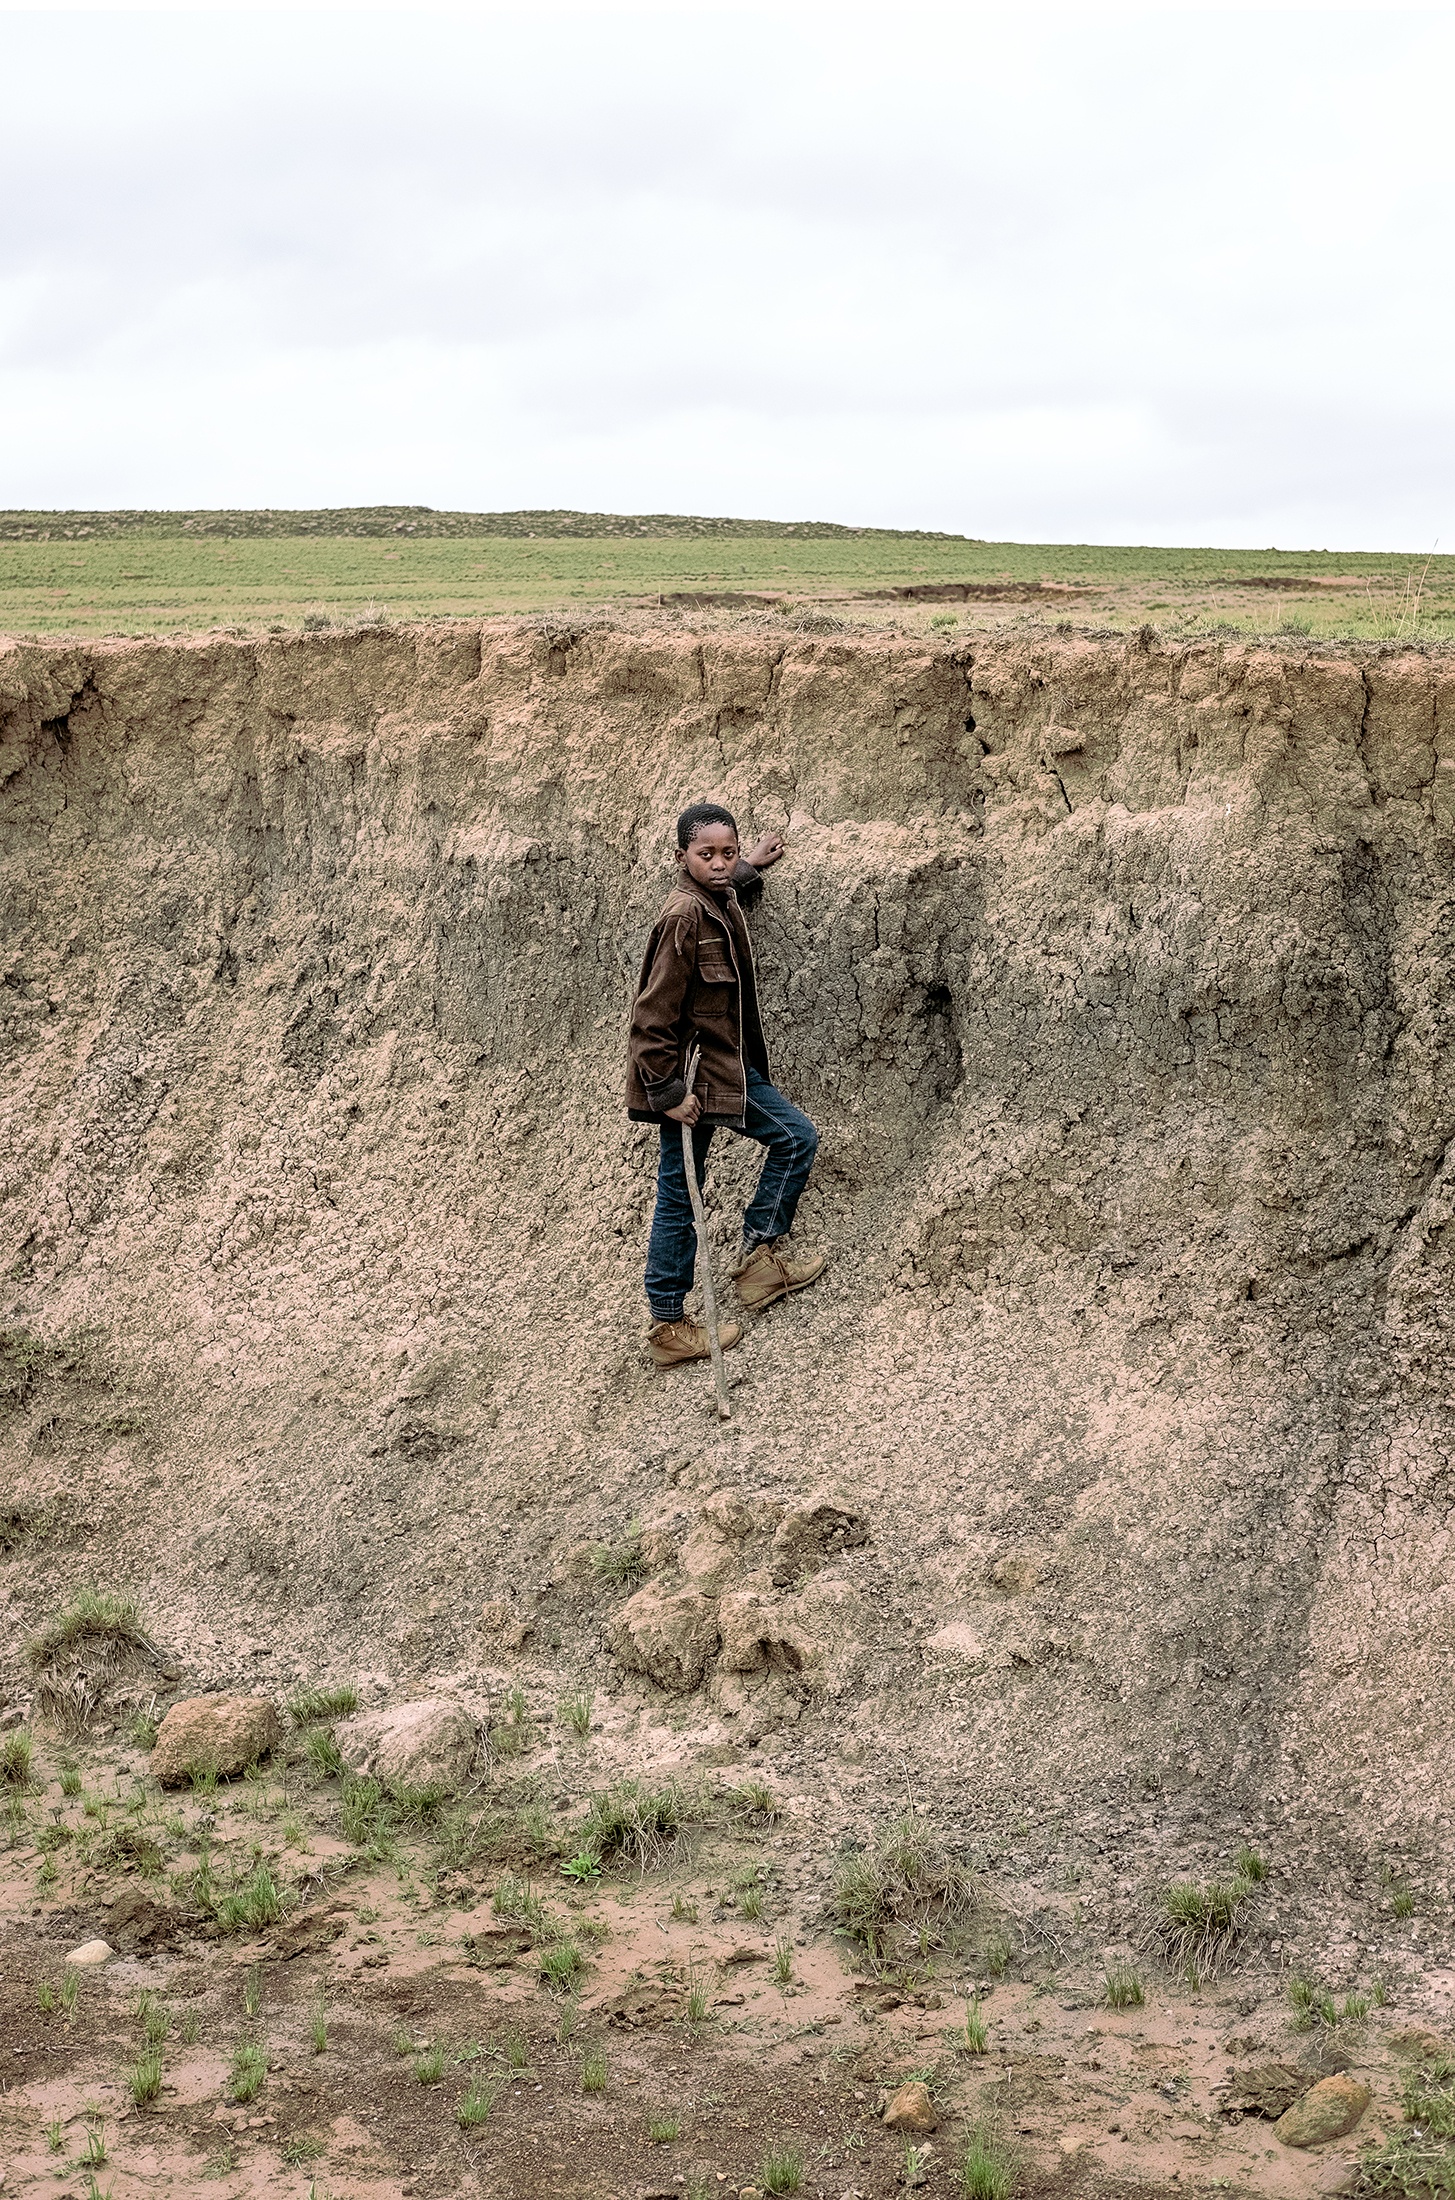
5, 617, 1455, 2194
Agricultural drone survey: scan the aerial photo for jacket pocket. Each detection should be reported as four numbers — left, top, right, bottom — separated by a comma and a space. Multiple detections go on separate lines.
696, 947, 736, 987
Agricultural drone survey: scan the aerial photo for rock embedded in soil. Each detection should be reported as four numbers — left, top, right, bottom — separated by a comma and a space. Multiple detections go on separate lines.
882, 2079, 938, 2132
606, 1582, 720, 1691
334, 1697, 477, 1788
64, 1939, 113, 1965
1273, 2073, 1371, 2147
150, 1693, 282, 1785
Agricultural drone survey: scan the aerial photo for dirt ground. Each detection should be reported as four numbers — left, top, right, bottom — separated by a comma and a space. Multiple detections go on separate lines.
0, 1708, 1439, 2200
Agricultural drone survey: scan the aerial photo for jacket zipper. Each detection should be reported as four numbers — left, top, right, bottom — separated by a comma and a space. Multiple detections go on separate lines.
684, 877, 751, 1120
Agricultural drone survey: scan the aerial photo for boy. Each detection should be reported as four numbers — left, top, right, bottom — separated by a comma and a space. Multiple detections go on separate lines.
626, 802, 826, 1367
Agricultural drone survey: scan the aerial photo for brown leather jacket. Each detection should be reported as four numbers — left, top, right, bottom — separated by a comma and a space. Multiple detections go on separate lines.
625, 863, 769, 1128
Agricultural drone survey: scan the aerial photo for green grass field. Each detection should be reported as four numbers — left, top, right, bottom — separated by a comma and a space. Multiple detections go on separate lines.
0, 509, 1449, 642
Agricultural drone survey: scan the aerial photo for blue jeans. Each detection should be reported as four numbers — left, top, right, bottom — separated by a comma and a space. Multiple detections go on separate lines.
645, 1068, 819, 1323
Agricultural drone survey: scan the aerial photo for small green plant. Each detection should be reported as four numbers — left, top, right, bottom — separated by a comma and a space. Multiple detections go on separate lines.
413, 2042, 447, 2085
1373, 1975, 1391, 2008
127, 1712, 158, 1750
227, 2039, 267, 2103
671, 1891, 698, 1923
1154, 1876, 1251, 1981
560, 1847, 601, 1884
728, 1777, 780, 1824
1401, 2053, 1455, 2138
180, 2011, 200, 2044
46, 2117, 65, 2151
457, 2074, 497, 2127
740, 1880, 764, 1921
280, 2136, 326, 2167
502, 2025, 529, 2069
60, 1759, 82, 1797
558, 1690, 594, 1738
1234, 1844, 1267, 1883
557, 1999, 578, 2045
140, 1993, 171, 2044
1393, 1888, 1416, 1920
581, 2044, 607, 2093
202, 2142, 238, 2177
1357, 2130, 1455, 2197
590, 1530, 646, 1588
772, 1934, 794, 1986
36, 1977, 56, 2013
213, 1861, 284, 1934
760, 2144, 805, 2195
241, 1966, 262, 2019
58, 1968, 79, 2017
308, 2000, 328, 2053
81, 2123, 108, 2166
0, 1728, 34, 1788
960, 2120, 1017, 2200
37, 1854, 59, 1893
128, 2044, 163, 2108
1104, 1964, 1145, 2010
684, 1965, 711, 2026
649, 2111, 683, 2142
962, 1997, 989, 2051
539, 1939, 583, 1992
304, 1728, 345, 1778
190, 1764, 218, 1796
288, 1684, 358, 1724
584, 1777, 689, 1868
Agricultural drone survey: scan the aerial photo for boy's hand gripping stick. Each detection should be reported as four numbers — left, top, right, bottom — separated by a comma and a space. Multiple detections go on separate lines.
681, 1045, 731, 1422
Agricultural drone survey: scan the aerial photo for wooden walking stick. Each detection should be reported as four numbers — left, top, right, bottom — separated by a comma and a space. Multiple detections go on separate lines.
680, 1044, 731, 1422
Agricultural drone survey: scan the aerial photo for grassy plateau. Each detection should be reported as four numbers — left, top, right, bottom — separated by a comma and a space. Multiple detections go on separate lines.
0, 507, 1449, 643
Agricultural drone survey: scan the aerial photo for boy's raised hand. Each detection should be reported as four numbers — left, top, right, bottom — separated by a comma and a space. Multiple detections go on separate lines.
744, 831, 786, 870
665, 1094, 701, 1124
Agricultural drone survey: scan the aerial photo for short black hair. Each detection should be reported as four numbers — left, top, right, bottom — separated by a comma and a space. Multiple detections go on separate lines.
677, 802, 738, 850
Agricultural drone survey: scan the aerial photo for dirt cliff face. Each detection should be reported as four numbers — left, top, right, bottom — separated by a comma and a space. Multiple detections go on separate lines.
3, 618, 1454, 1861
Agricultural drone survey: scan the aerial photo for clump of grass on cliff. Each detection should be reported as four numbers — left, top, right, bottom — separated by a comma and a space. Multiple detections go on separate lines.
1151, 1874, 1254, 1982
27, 1588, 156, 1733
830, 1814, 978, 1966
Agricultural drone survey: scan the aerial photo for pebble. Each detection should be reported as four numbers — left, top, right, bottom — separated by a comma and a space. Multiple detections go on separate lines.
65, 1940, 113, 1967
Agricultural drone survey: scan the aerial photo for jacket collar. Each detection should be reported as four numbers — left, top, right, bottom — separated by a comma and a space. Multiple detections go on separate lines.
672, 872, 739, 928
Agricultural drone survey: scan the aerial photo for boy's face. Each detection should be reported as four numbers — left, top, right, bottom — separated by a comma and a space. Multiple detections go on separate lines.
677, 823, 739, 890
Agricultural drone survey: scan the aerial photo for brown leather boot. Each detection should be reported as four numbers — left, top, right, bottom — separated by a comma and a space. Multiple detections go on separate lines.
646, 1316, 743, 1367
733, 1240, 827, 1311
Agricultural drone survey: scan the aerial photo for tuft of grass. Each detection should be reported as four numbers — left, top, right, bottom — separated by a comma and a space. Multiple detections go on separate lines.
962, 1997, 990, 2052
1357, 2131, 1455, 2197
280, 2136, 326, 2167
649, 2111, 683, 2142
539, 1939, 584, 1992
0, 1727, 35, 1788
227, 2039, 267, 2103
58, 1969, 79, 2018
961, 2121, 1017, 2200
1235, 1844, 1267, 1883
728, 1776, 780, 1825
128, 2045, 163, 2108
288, 1684, 358, 1725
671, 1891, 699, 1923
684, 1964, 711, 2027
558, 1689, 594, 1738
60, 1759, 82, 1797
1153, 1876, 1252, 1982
242, 1967, 262, 2020
308, 1999, 328, 2054
584, 1777, 690, 1868
1393, 1888, 1416, 1920
760, 2144, 805, 2195
46, 2117, 64, 2151
772, 1934, 794, 1986
1401, 2054, 1455, 2139
557, 1999, 578, 2045
213, 1861, 285, 1935
830, 1815, 978, 1964
127, 1712, 159, 1750
26, 1588, 154, 1733
37, 1977, 56, 2013
304, 1728, 345, 1779
502, 2025, 529, 2070
81, 2123, 108, 2165
590, 1530, 647, 1589
1104, 1964, 1145, 2010
139, 1992, 172, 2045
413, 2042, 448, 2085
457, 2074, 497, 2128
580, 2044, 607, 2094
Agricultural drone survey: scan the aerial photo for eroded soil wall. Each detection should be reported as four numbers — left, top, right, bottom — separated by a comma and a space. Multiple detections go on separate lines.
4, 621, 1455, 1858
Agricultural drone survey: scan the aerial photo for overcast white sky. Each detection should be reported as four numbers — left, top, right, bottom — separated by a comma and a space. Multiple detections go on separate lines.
2, 3, 1452, 547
